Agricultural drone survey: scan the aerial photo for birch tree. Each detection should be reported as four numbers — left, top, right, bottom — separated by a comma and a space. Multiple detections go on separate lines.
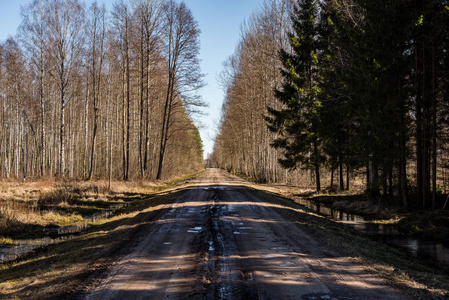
1, 0, 204, 181
45, 0, 85, 177
133, 0, 163, 178
112, 0, 132, 180
86, 1, 107, 179
19, 0, 48, 177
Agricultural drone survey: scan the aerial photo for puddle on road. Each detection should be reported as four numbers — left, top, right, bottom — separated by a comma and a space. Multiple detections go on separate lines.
270, 246, 288, 251
186, 208, 198, 214
279, 262, 295, 267
302, 294, 335, 300
208, 240, 215, 252
187, 226, 203, 234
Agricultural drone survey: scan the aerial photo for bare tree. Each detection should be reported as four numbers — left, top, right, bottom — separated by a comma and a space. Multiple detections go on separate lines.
3, 39, 28, 179
112, 0, 133, 180
213, 0, 293, 183
156, 0, 204, 180
133, 0, 164, 178
86, 1, 107, 180
45, 0, 85, 177
19, 0, 48, 177
1, 0, 204, 181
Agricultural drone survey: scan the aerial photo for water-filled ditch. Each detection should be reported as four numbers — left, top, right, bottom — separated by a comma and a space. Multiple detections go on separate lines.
0, 203, 127, 264
295, 197, 449, 265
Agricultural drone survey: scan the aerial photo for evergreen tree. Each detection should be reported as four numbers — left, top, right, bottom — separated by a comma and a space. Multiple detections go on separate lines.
412, 0, 449, 208
322, 0, 414, 200
317, 4, 354, 191
266, 0, 324, 191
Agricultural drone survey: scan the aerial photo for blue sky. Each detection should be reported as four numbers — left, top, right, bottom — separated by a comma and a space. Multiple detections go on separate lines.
184, 0, 263, 158
0, 0, 264, 158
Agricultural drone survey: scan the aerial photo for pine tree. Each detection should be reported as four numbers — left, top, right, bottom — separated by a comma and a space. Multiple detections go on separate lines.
322, 0, 414, 199
266, 0, 324, 191
317, 5, 355, 191
412, 0, 449, 208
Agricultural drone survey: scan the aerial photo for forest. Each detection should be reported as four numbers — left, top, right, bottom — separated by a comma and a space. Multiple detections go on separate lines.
212, 0, 449, 209
3, 1, 449, 297
0, 0, 204, 181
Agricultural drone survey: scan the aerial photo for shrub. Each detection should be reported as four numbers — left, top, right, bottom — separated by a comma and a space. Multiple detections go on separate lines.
0, 201, 21, 231
37, 187, 74, 208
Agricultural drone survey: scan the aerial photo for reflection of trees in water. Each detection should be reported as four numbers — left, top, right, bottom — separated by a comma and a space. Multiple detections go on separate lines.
297, 197, 449, 266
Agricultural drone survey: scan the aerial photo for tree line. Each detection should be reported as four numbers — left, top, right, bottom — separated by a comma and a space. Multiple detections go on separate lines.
0, 0, 204, 181
212, 0, 294, 183
213, 0, 449, 209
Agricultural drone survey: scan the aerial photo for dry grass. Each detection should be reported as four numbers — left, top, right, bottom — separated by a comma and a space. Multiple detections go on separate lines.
0, 197, 86, 238
0, 201, 23, 232
37, 187, 75, 207
0, 171, 205, 240
0, 180, 128, 239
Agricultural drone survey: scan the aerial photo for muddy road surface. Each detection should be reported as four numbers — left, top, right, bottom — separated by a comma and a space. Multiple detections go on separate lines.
84, 169, 409, 300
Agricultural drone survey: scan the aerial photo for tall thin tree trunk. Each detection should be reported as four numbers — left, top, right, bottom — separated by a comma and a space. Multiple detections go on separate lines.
84, 78, 89, 177
144, 69, 150, 176
422, 41, 429, 208
431, 38, 437, 210
40, 55, 45, 177
109, 114, 113, 190
346, 166, 350, 190
339, 156, 344, 191
122, 69, 126, 180
156, 75, 173, 180
314, 141, 320, 192
60, 92, 65, 177
88, 10, 101, 181
330, 163, 334, 189
416, 39, 424, 207
389, 168, 393, 196
139, 22, 145, 178
125, 36, 130, 181
88, 92, 97, 180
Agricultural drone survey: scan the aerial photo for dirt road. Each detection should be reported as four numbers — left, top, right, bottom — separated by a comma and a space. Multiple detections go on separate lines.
84, 169, 409, 300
